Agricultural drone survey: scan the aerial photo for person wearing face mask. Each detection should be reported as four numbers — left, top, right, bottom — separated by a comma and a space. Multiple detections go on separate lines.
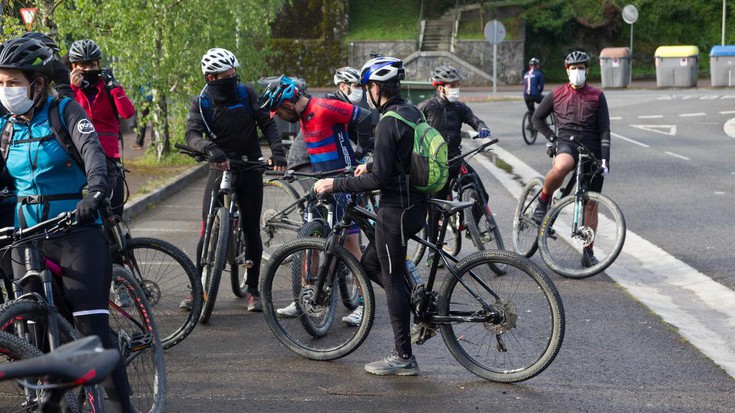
0, 36, 135, 412
68, 39, 135, 219
185, 48, 286, 312
418, 65, 491, 253
531, 50, 611, 268
325, 66, 374, 160
260, 74, 371, 324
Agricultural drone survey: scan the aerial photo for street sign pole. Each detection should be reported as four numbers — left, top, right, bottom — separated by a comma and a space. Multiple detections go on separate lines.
622, 5, 639, 87
484, 19, 505, 95
493, 21, 498, 94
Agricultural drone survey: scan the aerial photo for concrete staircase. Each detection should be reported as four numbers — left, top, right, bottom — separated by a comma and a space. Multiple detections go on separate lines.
421, 18, 453, 51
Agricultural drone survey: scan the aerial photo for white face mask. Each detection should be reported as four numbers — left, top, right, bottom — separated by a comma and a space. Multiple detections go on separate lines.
444, 87, 460, 102
367, 86, 378, 109
348, 87, 363, 104
0, 86, 34, 115
568, 69, 586, 87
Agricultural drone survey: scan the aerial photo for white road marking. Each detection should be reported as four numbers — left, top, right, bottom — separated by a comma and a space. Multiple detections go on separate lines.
476, 143, 735, 380
611, 132, 650, 147
665, 151, 690, 160
638, 115, 663, 119
629, 125, 677, 136
679, 112, 706, 117
610, 116, 622, 120
719, 110, 735, 114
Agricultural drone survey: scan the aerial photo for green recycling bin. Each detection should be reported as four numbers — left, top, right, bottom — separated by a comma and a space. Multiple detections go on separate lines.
401, 80, 435, 105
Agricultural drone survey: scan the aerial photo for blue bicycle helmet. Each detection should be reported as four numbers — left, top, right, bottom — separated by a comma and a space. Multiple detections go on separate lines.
259, 75, 301, 113
360, 56, 405, 85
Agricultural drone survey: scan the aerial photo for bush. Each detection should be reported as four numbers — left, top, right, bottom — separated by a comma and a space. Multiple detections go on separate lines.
267, 39, 345, 87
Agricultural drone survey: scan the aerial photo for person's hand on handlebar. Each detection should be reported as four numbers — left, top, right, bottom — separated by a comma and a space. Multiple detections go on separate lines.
600, 159, 609, 177
313, 178, 334, 195
354, 164, 368, 176
207, 146, 230, 171
268, 156, 287, 172
478, 128, 491, 139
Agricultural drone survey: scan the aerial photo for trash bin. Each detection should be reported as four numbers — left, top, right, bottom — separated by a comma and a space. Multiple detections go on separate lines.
709, 45, 735, 87
599, 47, 631, 88
655, 45, 699, 88
256, 76, 308, 140
401, 80, 435, 105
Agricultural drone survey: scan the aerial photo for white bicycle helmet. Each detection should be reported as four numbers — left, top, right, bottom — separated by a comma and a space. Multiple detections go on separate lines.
333, 67, 360, 85
360, 56, 405, 84
200, 48, 239, 75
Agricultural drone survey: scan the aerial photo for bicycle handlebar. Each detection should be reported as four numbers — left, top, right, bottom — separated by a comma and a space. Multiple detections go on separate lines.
448, 137, 499, 165
264, 166, 357, 182
175, 143, 270, 171
0, 211, 75, 243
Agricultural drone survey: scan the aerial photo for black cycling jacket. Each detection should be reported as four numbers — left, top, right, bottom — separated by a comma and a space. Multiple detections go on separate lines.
333, 97, 427, 209
533, 83, 611, 163
418, 95, 488, 158
185, 83, 285, 164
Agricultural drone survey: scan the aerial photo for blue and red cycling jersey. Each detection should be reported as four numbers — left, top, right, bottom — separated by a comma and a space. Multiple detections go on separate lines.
300, 97, 360, 171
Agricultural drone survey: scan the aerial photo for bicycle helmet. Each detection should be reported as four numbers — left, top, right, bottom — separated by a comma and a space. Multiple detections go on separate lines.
333, 67, 360, 85
431, 65, 462, 85
529, 57, 540, 66
20, 32, 60, 54
259, 75, 301, 113
0, 37, 54, 77
68, 39, 102, 63
564, 51, 591, 68
360, 56, 405, 85
200, 48, 239, 75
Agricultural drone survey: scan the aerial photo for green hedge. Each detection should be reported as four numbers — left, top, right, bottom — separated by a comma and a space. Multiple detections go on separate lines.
267, 39, 346, 87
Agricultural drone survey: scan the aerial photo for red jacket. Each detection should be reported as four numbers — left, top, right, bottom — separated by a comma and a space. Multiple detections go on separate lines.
71, 81, 135, 159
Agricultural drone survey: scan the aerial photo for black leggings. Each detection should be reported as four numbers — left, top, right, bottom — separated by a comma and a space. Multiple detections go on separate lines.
200, 169, 264, 291
361, 204, 426, 358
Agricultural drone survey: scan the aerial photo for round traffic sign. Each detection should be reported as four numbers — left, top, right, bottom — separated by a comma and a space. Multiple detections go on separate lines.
484, 20, 506, 45
622, 4, 639, 24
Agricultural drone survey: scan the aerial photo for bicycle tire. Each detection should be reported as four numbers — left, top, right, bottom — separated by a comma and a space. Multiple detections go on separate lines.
0, 313, 81, 413
538, 192, 626, 279
439, 250, 564, 382
228, 219, 249, 298
512, 177, 544, 258
462, 188, 507, 275
522, 111, 537, 145
199, 207, 230, 324
119, 237, 202, 350
261, 180, 302, 262
109, 265, 166, 413
261, 237, 374, 361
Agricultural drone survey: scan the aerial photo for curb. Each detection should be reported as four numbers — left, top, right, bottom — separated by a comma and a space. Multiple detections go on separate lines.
122, 163, 209, 221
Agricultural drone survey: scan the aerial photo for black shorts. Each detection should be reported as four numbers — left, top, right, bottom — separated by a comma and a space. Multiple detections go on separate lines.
555, 141, 604, 193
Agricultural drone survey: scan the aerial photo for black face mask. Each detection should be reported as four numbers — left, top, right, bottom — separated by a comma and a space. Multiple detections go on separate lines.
206, 75, 238, 101
81, 70, 101, 88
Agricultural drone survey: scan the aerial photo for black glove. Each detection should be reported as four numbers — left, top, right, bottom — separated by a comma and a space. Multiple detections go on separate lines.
269, 156, 287, 168
545, 142, 557, 158
76, 189, 105, 224
101, 68, 119, 89
206, 146, 227, 164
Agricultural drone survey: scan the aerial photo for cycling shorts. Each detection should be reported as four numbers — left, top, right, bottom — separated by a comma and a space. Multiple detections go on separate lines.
555, 141, 604, 193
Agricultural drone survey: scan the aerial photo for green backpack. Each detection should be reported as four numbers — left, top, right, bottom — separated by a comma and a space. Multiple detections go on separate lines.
384, 110, 448, 194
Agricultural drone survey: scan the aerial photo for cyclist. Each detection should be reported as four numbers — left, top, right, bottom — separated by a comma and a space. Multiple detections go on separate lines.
531, 50, 611, 268
186, 48, 286, 312
68, 39, 135, 219
20, 31, 72, 98
260, 74, 372, 325
313, 56, 426, 376
418, 65, 491, 252
0, 36, 134, 412
523, 57, 544, 121
325, 66, 374, 160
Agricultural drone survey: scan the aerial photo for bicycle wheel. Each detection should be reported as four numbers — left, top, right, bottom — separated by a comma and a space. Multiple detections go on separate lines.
119, 237, 202, 350
462, 188, 507, 275
439, 250, 564, 382
199, 207, 230, 324
522, 111, 537, 145
538, 192, 626, 279
261, 238, 374, 360
109, 265, 166, 413
228, 210, 248, 298
261, 180, 302, 261
512, 177, 544, 258
0, 308, 81, 413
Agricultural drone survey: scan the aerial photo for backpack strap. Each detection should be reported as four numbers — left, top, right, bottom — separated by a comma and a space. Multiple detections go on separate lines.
383, 110, 425, 128
48, 98, 84, 169
0, 116, 14, 163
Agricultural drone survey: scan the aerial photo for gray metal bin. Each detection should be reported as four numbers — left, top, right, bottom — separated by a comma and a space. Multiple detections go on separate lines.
600, 47, 631, 88
655, 45, 699, 88
710, 45, 735, 87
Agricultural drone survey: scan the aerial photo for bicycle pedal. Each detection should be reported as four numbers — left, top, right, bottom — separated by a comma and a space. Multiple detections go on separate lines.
242, 259, 253, 269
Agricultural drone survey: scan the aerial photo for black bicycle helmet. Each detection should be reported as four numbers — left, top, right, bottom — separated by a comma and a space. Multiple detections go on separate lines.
20, 32, 60, 54
529, 57, 540, 66
431, 65, 462, 85
68, 39, 102, 63
0, 37, 54, 77
564, 51, 591, 68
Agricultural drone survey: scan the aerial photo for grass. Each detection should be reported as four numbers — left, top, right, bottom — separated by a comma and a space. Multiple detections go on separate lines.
345, 1, 420, 41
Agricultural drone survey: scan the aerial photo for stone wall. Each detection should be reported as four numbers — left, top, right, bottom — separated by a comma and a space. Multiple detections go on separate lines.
347, 41, 418, 68
454, 40, 525, 85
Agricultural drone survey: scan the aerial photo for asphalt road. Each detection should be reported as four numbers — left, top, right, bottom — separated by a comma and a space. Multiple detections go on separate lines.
124, 87, 735, 412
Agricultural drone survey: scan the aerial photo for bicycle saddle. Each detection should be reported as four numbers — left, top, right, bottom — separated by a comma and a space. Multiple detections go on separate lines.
0, 335, 120, 385
426, 199, 475, 215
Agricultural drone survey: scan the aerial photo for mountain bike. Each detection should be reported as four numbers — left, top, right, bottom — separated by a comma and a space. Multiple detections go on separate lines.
0, 211, 166, 413
176, 143, 268, 323
261, 190, 565, 382
512, 138, 626, 278
0, 333, 119, 413
522, 111, 557, 145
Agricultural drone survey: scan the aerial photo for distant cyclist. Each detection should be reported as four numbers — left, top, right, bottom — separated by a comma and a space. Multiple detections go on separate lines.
185, 48, 286, 312
523, 57, 544, 120
531, 50, 611, 268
